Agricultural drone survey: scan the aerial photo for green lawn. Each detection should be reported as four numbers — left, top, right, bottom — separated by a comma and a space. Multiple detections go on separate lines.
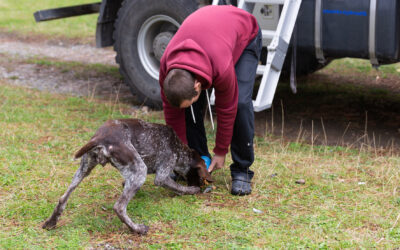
324, 58, 400, 79
0, 0, 97, 39
1, 80, 400, 248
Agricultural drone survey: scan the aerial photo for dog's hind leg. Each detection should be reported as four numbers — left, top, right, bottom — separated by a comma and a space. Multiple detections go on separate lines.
111, 144, 149, 234
42, 153, 98, 229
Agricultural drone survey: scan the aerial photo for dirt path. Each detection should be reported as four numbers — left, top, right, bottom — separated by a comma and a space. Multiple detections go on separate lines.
0, 32, 116, 65
0, 32, 136, 103
1, 32, 399, 150
255, 73, 400, 150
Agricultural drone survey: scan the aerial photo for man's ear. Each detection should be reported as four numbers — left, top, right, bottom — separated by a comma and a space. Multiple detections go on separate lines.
194, 80, 202, 93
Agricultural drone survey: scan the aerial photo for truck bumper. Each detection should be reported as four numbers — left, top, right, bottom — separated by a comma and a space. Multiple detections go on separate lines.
34, 3, 101, 22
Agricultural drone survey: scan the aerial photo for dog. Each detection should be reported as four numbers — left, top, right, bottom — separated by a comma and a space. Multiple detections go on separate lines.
42, 118, 213, 235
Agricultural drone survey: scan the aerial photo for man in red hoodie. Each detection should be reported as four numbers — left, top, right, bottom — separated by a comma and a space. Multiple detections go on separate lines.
159, 5, 262, 195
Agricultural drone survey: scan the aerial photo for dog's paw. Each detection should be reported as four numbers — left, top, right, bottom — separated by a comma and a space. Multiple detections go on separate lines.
134, 224, 149, 235
42, 219, 57, 230
187, 186, 201, 194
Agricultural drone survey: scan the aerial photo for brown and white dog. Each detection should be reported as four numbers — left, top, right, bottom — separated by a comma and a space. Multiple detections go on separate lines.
42, 119, 213, 235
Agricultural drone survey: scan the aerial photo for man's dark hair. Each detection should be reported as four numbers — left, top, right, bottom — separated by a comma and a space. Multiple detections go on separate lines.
163, 69, 198, 107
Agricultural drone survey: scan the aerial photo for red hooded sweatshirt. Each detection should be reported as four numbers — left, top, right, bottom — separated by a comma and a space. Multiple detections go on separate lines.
159, 5, 259, 156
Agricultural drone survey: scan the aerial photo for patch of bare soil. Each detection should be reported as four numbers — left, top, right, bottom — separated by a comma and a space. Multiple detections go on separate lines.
0, 32, 114, 65
255, 72, 400, 150
0, 32, 138, 104
0, 57, 135, 103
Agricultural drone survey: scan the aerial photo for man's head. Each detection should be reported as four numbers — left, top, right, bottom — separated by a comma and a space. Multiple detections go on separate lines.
163, 69, 201, 108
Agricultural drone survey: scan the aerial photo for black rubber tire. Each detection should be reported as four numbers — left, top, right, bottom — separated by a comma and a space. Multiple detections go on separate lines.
114, 0, 198, 109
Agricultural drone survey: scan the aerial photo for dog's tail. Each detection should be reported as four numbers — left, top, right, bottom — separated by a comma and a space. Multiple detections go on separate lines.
74, 140, 98, 159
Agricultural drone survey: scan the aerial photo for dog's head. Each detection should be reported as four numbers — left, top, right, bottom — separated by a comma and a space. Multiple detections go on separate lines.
186, 151, 213, 187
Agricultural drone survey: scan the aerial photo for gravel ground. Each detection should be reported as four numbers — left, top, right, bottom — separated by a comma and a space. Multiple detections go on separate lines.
0, 33, 116, 65
0, 32, 136, 103
0, 63, 131, 101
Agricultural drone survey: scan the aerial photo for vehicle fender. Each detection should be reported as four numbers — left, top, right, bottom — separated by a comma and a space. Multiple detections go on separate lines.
96, 0, 123, 48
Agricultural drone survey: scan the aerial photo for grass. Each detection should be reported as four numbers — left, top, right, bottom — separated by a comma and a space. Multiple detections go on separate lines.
328, 58, 400, 74
1, 79, 400, 248
2, 2, 400, 247
0, 0, 97, 39
321, 57, 400, 80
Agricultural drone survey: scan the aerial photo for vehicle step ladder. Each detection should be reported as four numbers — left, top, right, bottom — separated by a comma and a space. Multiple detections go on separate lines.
211, 0, 303, 112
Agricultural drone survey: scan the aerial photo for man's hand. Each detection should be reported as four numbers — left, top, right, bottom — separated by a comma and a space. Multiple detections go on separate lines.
208, 154, 225, 173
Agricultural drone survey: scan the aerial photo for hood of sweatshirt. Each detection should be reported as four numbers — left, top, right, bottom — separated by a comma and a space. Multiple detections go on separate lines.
163, 39, 213, 89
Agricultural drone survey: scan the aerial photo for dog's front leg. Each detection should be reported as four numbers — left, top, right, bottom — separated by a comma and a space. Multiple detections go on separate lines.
42, 153, 97, 230
114, 170, 148, 234
154, 172, 200, 195
112, 146, 149, 234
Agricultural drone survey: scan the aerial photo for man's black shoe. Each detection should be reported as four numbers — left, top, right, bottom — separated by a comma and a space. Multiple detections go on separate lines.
231, 174, 252, 196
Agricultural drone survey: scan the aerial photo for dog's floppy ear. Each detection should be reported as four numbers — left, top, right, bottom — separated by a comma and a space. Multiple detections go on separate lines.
193, 151, 213, 183
186, 160, 214, 187
186, 151, 214, 187
195, 160, 213, 183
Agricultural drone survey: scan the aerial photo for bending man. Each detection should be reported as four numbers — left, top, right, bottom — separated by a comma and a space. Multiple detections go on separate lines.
159, 5, 262, 195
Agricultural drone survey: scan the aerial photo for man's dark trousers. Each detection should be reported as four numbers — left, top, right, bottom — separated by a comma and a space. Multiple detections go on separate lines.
185, 28, 262, 179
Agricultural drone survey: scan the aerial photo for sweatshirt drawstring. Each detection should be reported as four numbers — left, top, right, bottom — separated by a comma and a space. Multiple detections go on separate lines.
190, 89, 214, 131
206, 89, 214, 130
190, 105, 196, 124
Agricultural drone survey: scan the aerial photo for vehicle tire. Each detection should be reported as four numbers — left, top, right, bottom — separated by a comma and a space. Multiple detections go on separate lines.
114, 0, 198, 109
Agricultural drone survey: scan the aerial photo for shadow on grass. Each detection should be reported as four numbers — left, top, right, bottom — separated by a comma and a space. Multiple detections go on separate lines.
255, 69, 400, 151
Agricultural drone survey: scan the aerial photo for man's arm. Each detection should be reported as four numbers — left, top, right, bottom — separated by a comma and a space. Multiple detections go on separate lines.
208, 62, 238, 172
213, 61, 238, 156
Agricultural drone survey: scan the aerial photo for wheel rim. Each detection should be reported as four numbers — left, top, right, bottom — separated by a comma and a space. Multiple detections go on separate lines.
138, 15, 180, 80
